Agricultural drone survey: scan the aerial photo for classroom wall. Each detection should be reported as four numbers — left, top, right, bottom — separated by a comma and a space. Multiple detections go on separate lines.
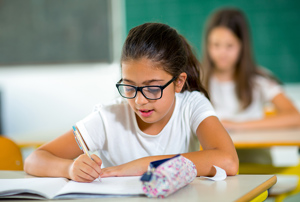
0, 0, 299, 161
125, 0, 300, 83
0, 0, 125, 143
0, 64, 120, 142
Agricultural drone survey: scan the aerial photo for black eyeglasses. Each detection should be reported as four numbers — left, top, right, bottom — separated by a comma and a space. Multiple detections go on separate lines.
116, 77, 177, 100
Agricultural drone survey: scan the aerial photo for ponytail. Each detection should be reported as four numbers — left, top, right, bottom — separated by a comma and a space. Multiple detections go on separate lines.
179, 35, 209, 98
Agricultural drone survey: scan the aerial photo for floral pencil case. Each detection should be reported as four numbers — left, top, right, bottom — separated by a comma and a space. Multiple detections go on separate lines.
140, 154, 197, 198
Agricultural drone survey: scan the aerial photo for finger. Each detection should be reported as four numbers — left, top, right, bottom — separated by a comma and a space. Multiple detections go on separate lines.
91, 154, 102, 166
81, 156, 101, 176
80, 155, 101, 178
90, 154, 102, 174
74, 155, 99, 180
77, 170, 95, 182
79, 167, 99, 182
100, 168, 119, 178
81, 161, 101, 179
70, 160, 95, 182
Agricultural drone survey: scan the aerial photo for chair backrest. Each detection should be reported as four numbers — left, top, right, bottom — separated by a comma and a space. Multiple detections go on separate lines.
0, 136, 23, 170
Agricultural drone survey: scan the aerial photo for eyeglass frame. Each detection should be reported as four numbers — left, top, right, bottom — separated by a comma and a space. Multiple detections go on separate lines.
116, 76, 177, 100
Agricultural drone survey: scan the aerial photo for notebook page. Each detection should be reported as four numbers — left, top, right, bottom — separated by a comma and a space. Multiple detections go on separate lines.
0, 178, 68, 199
55, 176, 144, 198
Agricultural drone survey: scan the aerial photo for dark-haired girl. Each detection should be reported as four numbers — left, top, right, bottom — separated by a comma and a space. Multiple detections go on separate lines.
25, 23, 238, 182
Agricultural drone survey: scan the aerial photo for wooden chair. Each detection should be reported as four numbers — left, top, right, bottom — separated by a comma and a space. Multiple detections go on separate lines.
0, 136, 23, 170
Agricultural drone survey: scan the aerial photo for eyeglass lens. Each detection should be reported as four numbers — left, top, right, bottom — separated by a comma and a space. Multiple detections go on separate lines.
118, 85, 162, 99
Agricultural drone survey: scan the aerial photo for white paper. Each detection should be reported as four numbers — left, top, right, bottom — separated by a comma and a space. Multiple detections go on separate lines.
55, 176, 144, 197
0, 176, 144, 199
0, 178, 68, 199
201, 165, 227, 181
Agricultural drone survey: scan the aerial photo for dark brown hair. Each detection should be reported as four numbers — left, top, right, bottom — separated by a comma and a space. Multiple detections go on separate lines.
121, 22, 209, 98
202, 8, 278, 109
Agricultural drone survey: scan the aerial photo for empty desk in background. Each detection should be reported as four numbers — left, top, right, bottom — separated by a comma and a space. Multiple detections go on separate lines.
230, 128, 300, 149
230, 128, 300, 166
230, 128, 300, 201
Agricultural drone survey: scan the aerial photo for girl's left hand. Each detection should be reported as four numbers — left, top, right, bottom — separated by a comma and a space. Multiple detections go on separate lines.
100, 158, 148, 177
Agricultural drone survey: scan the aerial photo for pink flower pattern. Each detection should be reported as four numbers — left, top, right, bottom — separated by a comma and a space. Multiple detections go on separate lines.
142, 155, 197, 198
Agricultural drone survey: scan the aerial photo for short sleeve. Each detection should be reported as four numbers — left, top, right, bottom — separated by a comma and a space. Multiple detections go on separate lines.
256, 76, 282, 102
188, 92, 217, 134
76, 110, 106, 152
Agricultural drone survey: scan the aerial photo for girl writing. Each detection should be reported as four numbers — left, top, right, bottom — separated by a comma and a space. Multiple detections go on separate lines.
202, 8, 300, 131
25, 23, 238, 182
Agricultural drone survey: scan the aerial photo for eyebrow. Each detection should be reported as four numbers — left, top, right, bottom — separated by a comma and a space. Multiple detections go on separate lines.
122, 78, 165, 85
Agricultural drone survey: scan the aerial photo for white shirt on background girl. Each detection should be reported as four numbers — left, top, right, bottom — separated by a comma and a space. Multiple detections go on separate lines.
209, 75, 282, 122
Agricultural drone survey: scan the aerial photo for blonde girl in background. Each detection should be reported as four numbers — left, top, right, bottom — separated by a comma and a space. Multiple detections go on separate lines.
25, 23, 238, 182
202, 8, 300, 131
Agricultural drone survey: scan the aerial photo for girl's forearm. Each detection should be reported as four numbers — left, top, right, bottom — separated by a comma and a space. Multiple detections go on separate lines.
181, 150, 238, 176
24, 150, 73, 179
133, 150, 238, 177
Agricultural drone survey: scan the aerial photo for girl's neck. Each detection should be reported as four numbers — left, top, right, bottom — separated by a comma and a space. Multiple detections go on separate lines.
137, 118, 167, 135
213, 67, 235, 82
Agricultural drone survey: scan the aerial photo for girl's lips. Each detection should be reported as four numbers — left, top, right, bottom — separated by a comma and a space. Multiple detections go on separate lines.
138, 109, 154, 117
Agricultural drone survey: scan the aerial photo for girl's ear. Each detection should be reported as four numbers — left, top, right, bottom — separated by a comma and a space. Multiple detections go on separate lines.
175, 72, 187, 93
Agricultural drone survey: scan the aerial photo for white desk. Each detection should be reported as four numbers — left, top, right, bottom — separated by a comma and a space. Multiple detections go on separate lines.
230, 128, 300, 148
0, 171, 276, 202
230, 128, 300, 200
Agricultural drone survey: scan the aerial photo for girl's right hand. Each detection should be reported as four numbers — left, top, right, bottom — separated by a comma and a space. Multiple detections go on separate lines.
68, 154, 102, 182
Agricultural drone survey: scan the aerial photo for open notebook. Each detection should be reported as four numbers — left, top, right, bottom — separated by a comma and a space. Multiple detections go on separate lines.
0, 176, 144, 199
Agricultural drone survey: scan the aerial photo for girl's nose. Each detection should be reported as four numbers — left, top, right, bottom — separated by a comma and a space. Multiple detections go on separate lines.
135, 91, 148, 105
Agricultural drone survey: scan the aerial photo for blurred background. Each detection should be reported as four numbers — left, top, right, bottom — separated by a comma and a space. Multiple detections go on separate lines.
0, 0, 299, 201
1, 0, 299, 149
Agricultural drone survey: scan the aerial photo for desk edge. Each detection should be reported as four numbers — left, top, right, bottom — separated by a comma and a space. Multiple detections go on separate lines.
234, 142, 300, 149
235, 175, 277, 202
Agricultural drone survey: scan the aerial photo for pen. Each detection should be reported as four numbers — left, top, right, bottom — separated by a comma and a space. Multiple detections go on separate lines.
72, 126, 101, 181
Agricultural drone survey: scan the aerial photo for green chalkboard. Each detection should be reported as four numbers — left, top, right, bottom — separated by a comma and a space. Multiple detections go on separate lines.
125, 0, 300, 83
0, 0, 112, 65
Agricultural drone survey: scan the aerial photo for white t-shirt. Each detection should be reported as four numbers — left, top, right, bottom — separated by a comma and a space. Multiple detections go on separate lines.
209, 75, 282, 122
76, 91, 216, 168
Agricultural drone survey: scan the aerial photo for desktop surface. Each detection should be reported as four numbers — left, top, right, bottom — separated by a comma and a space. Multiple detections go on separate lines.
0, 171, 276, 202
230, 128, 300, 148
